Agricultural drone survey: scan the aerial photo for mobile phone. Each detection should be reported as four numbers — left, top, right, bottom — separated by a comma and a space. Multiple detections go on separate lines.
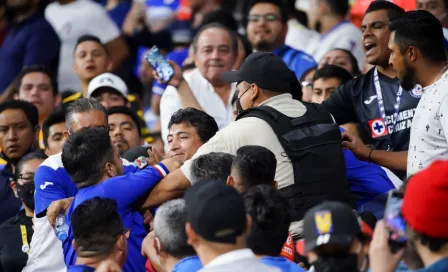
384, 190, 407, 252
145, 46, 174, 82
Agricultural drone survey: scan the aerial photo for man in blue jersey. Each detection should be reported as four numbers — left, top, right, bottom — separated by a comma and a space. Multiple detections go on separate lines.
246, 0, 317, 80
24, 98, 141, 272
62, 126, 179, 271
68, 197, 128, 272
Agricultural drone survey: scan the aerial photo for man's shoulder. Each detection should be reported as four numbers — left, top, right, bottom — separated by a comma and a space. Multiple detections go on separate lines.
39, 153, 64, 171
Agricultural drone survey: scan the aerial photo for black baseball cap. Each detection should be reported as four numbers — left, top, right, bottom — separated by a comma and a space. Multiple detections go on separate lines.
303, 201, 361, 253
184, 180, 247, 244
222, 52, 296, 95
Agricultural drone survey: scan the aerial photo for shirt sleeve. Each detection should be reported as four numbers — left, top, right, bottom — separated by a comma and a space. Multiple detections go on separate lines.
319, 80, 357, 125
160, 86, 182, 147
105, 163, 169, 208
34, 165, 67, 216
122, 158, 140, 173
24, 24, 60, 74
89, 4, 121, 43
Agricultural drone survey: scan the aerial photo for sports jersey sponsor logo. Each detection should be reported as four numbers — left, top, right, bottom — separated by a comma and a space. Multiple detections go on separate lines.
40, 181, 54, 190
410, 85, 423, 98
364, 95, 378, 104
385, 108, 416, 134
368, 118, 389, 138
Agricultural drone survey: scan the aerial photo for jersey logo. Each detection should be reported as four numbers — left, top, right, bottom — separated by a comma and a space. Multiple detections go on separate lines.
410, 85, 423, 99
368, 118, 389, 138
40, 182, 54, 190
364, 95, 378, 104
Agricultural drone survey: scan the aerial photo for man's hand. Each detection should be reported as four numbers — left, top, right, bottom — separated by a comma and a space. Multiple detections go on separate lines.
369, 220, 405, 272
47, 197, 74, 227
341, 131, 372, 161
159, 158, 182, 173
146, 147, 162, 166
152, 60, 184, 88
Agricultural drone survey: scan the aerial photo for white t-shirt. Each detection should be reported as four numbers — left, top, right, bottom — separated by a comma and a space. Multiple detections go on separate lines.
407, 71, 448, 177
160, 68, 236, 146
311, 21, 364, 70
45, 0, 120, 91
285, 19, 320, 55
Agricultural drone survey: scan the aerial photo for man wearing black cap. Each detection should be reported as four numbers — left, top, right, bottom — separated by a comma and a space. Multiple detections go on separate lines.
142, 52, 309, 235
300, 201, 370, 272
143, 52, 352, 239
184, 180, 279, 272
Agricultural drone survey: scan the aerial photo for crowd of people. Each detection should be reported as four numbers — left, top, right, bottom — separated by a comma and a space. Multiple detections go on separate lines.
1, 0, 448, 271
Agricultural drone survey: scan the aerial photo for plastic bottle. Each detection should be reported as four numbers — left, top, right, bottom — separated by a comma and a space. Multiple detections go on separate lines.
55, 214, 69, 241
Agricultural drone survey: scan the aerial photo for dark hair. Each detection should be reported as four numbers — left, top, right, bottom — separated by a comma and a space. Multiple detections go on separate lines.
407, 226, 448, 253
324, 0, 349, 17
65, 98, 108, 132
313, 65, 353, 86
244, 185, 291, 256
365, 0, 405, 22
71, 197, 123, 258
62, 127, 114, 187
389, 10, 446, 63
232, 146, 277, 191
299, 66, 317, 82
247, 0, 288, 23
17, 65, 59, 96
74, 35, 107, 55
107, 106, 142, 137
326, 48, 361, 76
15, 151, 48, 180
42, 109, 66, 148
190, 152, 235, 183
200, 9, 238, 31
0, 100, 38, 128
192, 23, 239, 54
168, 108, 218, 143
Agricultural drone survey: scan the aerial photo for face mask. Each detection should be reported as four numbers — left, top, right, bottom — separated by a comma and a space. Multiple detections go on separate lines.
311, 254, 359, 272
236, 97, 244, 115
16, 182, 35, 210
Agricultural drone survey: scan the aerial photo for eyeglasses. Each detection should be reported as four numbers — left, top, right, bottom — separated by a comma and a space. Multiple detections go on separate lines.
248, 14, 280, 23
301, 81, 313, 88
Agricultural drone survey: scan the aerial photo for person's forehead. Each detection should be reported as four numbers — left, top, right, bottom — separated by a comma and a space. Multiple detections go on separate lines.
314, 77, 341, 87
109, 113, 135, 125
417, 0, 443, 4
49, 122, 65, 133
72, 110, 106, 124
0, 109, 28, 123
21, 72, 51, 84
249, 2, 281, 15
169, 122, 198, 134
75, 41, 105, 53
197, 28, 232, 47
325, 50, 350, 59
362, 10, 389, 25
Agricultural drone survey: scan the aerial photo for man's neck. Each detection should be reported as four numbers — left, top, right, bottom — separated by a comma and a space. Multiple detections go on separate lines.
81, 80, 90, 97
58, 0, 77, 5
163, 256, 182, 272
75, 256, 104, 269
320, 15, 345, 34
14, 8, 37, 24
213, 82, 231, 106
415, 61, 448, 88
24, 205, 34, 217
418, 243, 448, 268
376, 63, 397, 79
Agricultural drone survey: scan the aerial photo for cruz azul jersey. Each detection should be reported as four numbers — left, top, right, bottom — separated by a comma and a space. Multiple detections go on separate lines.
320, 67, 421, 152
34, 153, 140, 216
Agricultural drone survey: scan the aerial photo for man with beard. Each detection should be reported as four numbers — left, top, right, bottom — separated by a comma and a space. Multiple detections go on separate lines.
0, 0, 60, 93
0, 100, 40, 225
388, 10, 448, 177
319, 1, 418, 179
160, 23, 237, 145
246, 0, 316, 80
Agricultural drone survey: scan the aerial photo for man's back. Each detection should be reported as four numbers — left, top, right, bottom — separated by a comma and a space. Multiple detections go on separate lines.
180, 93, 306, 190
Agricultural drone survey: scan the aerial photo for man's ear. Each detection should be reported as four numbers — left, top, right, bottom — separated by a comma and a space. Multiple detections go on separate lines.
185, 222, 197, 246
273, 180, 278, 189
408, 46, 418, 62
63, 130, 70, 140
44, 148, 51, 157
226, 176, 234, 187
249, 84, 260, 102
10, 181, 17, 196
106, 59, 113, 72
13, 93, 19, 100
105, 162, 116, 177
54, 94, 62, 108
245, 215, 252, 234
72, 239, 78, 250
